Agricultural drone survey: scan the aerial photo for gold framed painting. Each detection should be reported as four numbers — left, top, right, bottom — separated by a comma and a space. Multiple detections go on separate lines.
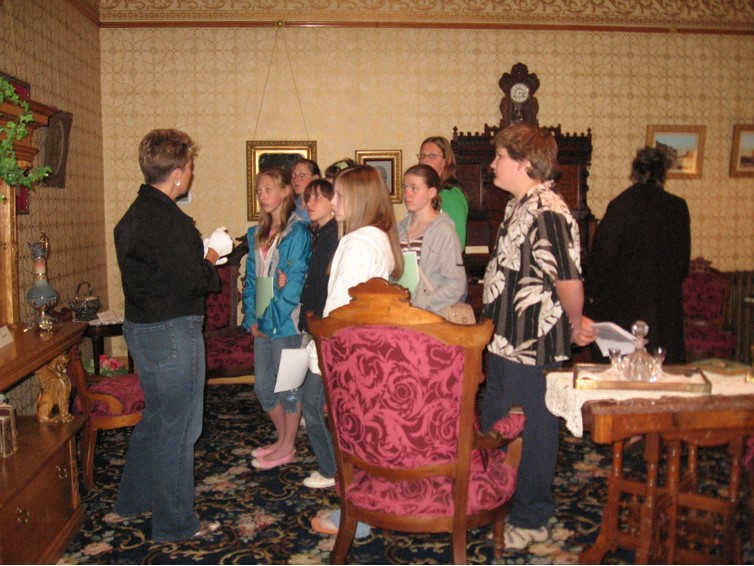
729, 124, 754, 178
246, 140, 317, 220
645, 125, 705, 179
354, 149, 403, 203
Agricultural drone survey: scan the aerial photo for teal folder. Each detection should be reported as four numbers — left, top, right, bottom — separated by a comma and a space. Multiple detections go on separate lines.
256, 276, 273, 317
395, 251, 419, 295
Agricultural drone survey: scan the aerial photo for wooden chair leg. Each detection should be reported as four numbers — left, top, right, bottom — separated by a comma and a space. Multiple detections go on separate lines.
451, 526, 468, 564
492, 512, 506, 563
330, 507, 357, 564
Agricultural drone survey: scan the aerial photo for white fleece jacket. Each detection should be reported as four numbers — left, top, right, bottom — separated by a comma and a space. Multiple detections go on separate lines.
308, 225, 395, 373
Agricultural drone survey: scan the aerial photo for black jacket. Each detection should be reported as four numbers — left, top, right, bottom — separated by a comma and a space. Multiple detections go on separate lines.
299, 218, 339, 332
585, 182, 690, 363
115, 184, 220, 323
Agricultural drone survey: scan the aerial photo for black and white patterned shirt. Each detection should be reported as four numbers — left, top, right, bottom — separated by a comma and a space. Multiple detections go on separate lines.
482, 182, 581, 366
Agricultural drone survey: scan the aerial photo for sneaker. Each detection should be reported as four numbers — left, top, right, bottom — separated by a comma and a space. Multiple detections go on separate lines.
503, 523, 549, 550
303, 470, 336, 489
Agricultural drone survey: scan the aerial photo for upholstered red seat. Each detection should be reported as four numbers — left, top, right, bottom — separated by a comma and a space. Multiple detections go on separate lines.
73, 373, 144, 417
682, 257, 735, 361
308, 279, 522, 564
205, 331, 254, 376
204, 252, 254, 379
347, 449, 515, 516
68, 348, 143, 489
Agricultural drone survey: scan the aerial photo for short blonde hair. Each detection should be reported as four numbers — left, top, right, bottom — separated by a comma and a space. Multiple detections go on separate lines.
138, 129, 197, 185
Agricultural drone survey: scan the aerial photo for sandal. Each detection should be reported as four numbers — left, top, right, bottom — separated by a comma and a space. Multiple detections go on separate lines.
193, 521, 221, 538
252, 450, 296, 470
251, 444, 277, 459
103, 512, 128, 524
311, 510, 339, 535
311, 509, 371, 539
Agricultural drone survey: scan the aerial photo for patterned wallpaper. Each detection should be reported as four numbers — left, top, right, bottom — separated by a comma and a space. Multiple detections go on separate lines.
95, 0, 754, 32
1, 0, 752, 369
2, 0, 105, 323
101, 25, 754, 324
1, 0, 104, 410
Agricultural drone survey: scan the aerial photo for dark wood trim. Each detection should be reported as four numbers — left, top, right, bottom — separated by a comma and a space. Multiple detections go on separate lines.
65, 0, 99, 26
95, 18, 754, 35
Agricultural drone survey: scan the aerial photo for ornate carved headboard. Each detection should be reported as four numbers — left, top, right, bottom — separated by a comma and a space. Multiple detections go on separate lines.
451, 63, 594, 313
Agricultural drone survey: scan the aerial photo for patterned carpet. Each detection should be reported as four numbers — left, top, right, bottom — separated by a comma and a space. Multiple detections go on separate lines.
58, 384, 753, 564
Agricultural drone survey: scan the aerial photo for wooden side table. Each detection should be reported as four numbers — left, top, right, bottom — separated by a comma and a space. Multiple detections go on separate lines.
84, 322, 133, 375
0, 322, 88, 564
580, 395, 754, 563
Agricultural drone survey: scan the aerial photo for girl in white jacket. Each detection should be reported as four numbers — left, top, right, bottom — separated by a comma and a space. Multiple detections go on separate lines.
309, 165, 403, 537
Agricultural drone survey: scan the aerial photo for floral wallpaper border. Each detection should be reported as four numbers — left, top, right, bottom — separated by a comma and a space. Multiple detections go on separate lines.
83, 0, 754, 32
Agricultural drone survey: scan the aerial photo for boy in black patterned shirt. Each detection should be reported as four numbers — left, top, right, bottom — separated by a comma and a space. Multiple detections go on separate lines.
480, 123, 596, 550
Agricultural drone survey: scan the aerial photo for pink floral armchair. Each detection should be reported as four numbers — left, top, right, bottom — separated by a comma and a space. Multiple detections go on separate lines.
307, 278, 524, 564
682, 257, 736, 361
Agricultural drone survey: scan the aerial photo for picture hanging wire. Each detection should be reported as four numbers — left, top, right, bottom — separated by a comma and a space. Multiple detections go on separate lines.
252, 21, 310, 140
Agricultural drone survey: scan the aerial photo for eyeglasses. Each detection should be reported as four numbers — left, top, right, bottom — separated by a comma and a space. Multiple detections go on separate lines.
417, 153, 442, 160
292, 172, 312, 179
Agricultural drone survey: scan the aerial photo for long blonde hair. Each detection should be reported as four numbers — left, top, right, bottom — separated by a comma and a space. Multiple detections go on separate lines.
336, 165, 403, 280
255, 167, 295, 248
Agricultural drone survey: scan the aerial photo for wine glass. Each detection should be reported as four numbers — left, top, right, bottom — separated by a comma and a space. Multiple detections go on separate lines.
651, 346, 666, 382
608, 348, 623, 373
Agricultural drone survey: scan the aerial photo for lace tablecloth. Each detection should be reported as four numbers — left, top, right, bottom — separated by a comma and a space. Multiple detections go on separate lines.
545, 368, 754, 438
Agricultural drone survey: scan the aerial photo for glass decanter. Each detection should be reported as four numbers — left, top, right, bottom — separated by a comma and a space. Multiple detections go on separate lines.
622, 320, 655, 382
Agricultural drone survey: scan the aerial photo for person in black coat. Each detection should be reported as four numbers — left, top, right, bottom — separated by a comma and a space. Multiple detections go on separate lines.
585, 146, 690, 363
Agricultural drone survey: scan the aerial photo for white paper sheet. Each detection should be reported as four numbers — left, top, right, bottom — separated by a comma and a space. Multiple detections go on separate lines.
274, 348, 310, 393
593, 321, 635, 356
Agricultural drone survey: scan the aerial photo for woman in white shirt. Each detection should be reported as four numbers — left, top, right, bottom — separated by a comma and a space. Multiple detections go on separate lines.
309, 165, 403, 538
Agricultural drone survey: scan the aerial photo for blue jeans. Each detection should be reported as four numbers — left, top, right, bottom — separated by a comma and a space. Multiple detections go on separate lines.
254, 334, 303, 412
301, 370, 336, 478
480, 353, 560, 529
116, 315, 205, 541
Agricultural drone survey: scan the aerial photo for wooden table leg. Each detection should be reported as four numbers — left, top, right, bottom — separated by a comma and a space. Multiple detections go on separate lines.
579, 440, 624, 564
635, 433, 660, 564
665, 438, 681, 564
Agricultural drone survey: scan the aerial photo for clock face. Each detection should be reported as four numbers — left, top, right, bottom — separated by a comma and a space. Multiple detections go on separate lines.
510, 83, 530, 104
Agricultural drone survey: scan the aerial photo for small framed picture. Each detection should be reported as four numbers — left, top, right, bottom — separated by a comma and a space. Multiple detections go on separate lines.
354, 149, 403, 203
646, 125, 706, 179
729, 124, 754, 178
246, 140, 317, 220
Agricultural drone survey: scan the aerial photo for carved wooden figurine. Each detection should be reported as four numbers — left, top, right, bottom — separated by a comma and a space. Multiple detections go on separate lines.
36, 353, 73, 423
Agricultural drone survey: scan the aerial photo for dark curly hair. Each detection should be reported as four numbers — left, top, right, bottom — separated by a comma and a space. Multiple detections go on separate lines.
630, 146, 676, 186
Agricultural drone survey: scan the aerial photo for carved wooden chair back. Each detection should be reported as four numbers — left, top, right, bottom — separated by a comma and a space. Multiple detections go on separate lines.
307, 278, 522, 564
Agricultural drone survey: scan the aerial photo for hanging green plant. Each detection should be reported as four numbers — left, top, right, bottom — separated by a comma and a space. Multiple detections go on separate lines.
0, 76, 51, 196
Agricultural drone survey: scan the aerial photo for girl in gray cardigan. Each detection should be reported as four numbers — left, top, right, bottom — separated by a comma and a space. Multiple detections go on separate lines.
398, 164, 467, 314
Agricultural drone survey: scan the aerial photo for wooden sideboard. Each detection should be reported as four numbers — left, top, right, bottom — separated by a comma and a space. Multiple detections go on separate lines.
0, 321, 87, 564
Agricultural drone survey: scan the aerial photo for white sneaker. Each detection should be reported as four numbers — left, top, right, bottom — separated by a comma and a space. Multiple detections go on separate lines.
302, 471, 335, 489
503, 523, 549, 550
